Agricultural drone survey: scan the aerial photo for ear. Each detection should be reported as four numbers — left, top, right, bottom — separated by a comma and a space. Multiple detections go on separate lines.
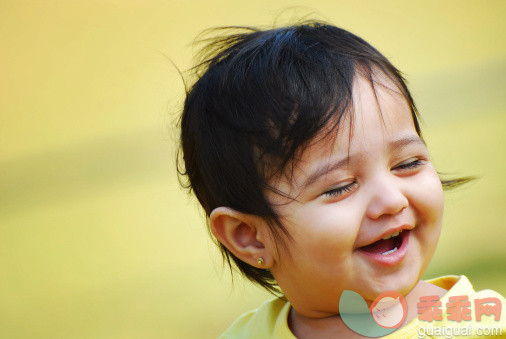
209, 207, 273, 268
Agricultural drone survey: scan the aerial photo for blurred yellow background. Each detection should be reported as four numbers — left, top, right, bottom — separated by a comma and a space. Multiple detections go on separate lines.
1, 1, 505, 338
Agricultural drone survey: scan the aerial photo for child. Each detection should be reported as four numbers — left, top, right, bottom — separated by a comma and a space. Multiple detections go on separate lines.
177, 21, 505, 338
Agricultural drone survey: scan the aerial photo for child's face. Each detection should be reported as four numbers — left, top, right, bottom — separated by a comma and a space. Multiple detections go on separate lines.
265, 74, 444, 315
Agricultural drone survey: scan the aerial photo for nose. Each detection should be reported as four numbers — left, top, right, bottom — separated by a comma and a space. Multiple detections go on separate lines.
365, 175, 409, 220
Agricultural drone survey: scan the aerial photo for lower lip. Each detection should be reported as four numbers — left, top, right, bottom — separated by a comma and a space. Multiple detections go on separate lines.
357, 230, 410, 266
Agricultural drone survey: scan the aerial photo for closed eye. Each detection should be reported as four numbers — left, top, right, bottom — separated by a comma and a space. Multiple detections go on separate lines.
393, 158, 426, 171
323, 181, 358, 198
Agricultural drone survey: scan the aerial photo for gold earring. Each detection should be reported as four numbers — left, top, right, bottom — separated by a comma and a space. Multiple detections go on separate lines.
257, 257, 264, 265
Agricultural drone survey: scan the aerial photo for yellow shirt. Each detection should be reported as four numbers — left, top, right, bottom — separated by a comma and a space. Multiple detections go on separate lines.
219, 276, 506, 338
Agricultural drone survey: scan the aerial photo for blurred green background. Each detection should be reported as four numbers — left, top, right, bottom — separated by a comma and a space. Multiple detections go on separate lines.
1, 1, 505, 338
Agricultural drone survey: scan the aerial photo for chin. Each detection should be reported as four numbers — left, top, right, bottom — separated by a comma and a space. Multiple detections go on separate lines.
365, 267, 422, 301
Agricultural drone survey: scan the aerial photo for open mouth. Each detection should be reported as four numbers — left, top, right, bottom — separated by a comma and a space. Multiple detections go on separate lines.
360, 230, 405, 255
357, 230, 410, 265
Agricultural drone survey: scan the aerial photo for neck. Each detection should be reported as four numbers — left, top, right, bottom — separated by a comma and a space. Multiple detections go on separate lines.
288, 280, 447, 339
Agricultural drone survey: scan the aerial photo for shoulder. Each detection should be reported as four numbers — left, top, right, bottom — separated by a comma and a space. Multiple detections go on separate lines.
427, 275, 505, 301
387, 275, 506, 338
218, 298, 295, 339
382, 275, 506, 338
426, 275, 505, 321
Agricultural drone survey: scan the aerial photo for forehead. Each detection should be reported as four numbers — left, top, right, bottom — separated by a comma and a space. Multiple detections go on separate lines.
272, 73, 418, 192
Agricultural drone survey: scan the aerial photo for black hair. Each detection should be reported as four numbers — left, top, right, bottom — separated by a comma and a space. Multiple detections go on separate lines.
177, 21, 472, 295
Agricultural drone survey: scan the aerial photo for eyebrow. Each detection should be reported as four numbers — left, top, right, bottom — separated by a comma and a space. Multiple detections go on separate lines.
301, 136, 426, 188
388, 136, 426, 152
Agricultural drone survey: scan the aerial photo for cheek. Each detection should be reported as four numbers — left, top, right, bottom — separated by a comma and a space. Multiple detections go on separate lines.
285, 203, 359, 256
424, 172, 444, 222
413, 168, 444, 234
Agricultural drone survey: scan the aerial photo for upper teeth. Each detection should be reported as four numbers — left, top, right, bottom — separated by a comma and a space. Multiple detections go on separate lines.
382, 230, 401, 240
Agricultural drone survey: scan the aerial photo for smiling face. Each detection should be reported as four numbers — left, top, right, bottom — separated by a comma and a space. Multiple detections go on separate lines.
265, 74, 444, 317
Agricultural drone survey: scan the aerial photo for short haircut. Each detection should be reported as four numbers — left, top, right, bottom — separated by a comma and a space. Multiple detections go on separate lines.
177, 21, 470, 295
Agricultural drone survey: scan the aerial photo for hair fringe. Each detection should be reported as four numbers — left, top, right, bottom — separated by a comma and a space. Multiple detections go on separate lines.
441, 175, 477, 190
